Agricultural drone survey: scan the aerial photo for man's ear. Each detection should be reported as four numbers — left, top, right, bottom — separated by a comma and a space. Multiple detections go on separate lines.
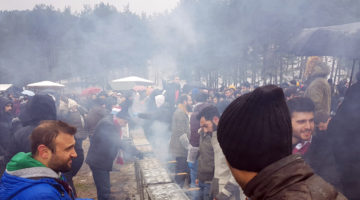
37, 144, 50, 159
213, 116, 219, 125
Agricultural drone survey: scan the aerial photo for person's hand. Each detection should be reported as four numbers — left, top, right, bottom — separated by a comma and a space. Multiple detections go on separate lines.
195, 179, 199, 185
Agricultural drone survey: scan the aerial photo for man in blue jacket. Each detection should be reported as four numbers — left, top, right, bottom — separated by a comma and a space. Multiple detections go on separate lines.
0, 120, 86, 200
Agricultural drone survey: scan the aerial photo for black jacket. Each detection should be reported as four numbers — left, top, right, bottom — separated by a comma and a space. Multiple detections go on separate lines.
326, 81, 360, 199
86, 115, 140, 171
7, 94, 56, 160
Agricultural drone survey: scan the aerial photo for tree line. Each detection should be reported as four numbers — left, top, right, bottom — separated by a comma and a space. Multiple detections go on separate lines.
1, 0, 360, 88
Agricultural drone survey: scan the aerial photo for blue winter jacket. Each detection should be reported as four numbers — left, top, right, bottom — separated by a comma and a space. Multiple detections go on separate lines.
0, 152, 91, 200
0, 171, 74, 200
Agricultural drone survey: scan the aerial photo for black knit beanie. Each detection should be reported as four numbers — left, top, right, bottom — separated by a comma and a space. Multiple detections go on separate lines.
217, 85, 292, 172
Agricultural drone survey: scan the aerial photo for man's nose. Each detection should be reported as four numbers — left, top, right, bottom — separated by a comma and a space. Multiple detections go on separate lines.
305, 121, 311, 129
71, 150, 78, 158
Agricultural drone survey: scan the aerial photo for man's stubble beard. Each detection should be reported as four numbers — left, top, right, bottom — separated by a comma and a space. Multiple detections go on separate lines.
48, 155, 72, 173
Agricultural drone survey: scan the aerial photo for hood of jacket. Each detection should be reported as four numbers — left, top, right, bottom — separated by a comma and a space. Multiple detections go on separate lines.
20, 94, 57, 126
306, 59, 330, 80
0, 152, 61, 199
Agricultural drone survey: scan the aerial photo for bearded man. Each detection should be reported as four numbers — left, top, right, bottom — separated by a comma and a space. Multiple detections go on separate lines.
0, 120, 79, 200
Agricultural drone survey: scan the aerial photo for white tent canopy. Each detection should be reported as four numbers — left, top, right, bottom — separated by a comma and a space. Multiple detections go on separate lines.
27, 81, 65, 87
111, 76, 153, 90
0, 84, 12, 92
112, 76, 153, 84
21, 90, 35, 96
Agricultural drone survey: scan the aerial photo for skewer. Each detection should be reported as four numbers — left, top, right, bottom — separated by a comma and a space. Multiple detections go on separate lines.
169, 172, 188, 176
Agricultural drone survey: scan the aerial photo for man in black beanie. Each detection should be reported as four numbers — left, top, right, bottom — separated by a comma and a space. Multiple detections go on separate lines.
217, 85, 346, 200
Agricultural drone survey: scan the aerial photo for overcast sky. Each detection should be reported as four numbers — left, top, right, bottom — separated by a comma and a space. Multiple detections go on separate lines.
0, 0, 180, 15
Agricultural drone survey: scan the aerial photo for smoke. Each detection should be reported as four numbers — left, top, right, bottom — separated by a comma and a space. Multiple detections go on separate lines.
2, 1, 360, 199
149, 120, 171, 161
1, 1, 360, 87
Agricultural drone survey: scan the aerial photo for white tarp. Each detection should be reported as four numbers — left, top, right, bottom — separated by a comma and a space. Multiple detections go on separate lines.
27, 81, 65, 87
112, 76, 153, 84
0, 84, 12, 91
21, 90, 35, 96
111, 76, 153, 90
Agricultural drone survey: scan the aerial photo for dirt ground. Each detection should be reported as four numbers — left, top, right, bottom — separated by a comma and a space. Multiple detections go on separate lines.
73, 139, 139, 200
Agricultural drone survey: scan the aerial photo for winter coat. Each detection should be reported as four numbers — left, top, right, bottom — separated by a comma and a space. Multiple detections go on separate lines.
86, 116, 120, 171
197, 131, 214, 182
304, 77, 331, 116
211, 131, 242, 200
189, 103, 210, 147
326, 81, 360, 199
244, 154, 346, 200
7, 94, 56, 161
169, 107, 190, 158
304, 132, 341, 191
86, 115, 140, 171
304, 61, 331, 116
62, 110, 88, 140
0, 152, 77, 200
85, 105, 107, 137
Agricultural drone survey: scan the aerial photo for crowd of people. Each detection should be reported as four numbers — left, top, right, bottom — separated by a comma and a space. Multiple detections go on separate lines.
0, 56, 359, 199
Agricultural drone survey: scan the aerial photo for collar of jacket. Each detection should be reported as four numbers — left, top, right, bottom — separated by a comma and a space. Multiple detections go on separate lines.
6, 166, 60, 179
244, 154, 313, 199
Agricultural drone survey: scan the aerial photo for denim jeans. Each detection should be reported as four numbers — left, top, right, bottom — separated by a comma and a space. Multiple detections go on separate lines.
188, 160, 198, 187
90, 166, 110, 200
188, 160, 198, 200
199, 181, 212, 200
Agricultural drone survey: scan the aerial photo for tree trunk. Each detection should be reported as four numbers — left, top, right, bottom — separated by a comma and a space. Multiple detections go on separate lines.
334, 58, 342, 85
330, 57, 336, 81
299, 56, 307, 80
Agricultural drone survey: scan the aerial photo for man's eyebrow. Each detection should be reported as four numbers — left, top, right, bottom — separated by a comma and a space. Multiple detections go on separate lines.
65, 144, 75, 150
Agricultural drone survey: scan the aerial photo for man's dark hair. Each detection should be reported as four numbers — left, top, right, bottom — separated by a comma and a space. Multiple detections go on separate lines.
195, 93, 209, 103
31, 120, 77, 155
197, 105, 220, 121
287, 97, 315, 115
